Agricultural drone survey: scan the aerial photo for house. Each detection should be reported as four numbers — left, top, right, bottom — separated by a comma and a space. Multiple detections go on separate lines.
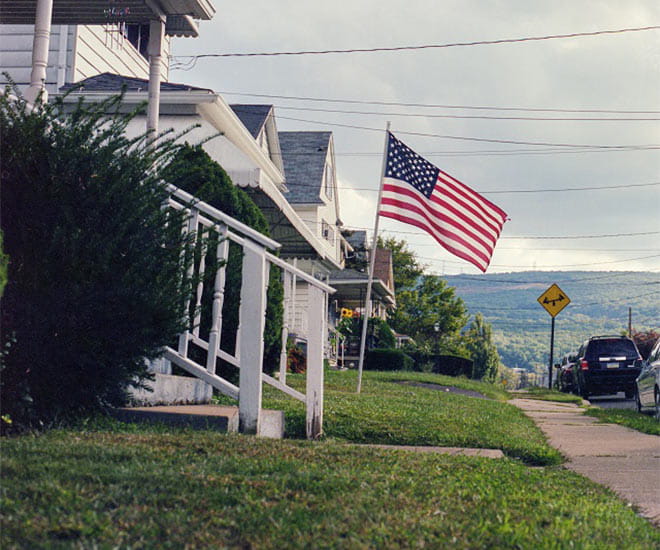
0, 1, 333, 437
328, 230, 396, 366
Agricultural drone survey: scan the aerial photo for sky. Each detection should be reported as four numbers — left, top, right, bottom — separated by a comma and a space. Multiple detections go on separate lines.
169, 1, 660, 275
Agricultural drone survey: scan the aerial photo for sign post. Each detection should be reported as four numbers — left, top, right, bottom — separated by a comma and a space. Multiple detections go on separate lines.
537, 283, 571, 389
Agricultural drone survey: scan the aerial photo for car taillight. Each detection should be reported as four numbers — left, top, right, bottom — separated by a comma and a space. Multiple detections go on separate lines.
580, 360, 589, 370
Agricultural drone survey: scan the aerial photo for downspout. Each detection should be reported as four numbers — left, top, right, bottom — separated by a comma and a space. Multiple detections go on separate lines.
146, 16, 165, 135
24, 0, 53, 105
56, 25, 69, 90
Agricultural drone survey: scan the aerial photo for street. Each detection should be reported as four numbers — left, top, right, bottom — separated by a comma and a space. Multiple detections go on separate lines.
588, 392, 636, 410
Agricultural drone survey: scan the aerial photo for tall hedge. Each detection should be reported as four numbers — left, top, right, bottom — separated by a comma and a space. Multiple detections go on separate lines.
161, 144, 283, 376
0, 92, 194, 428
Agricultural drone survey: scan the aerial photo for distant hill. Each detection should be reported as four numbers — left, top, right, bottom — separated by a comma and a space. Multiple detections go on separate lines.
442, 271, 659, 371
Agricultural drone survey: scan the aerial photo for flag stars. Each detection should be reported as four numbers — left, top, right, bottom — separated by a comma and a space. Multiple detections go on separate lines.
385, 133, 439, 199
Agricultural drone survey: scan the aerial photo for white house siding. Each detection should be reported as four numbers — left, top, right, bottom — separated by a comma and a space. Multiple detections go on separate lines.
0, 24, 168, 94
73, 25, 169, 83
0, 24, 75, 92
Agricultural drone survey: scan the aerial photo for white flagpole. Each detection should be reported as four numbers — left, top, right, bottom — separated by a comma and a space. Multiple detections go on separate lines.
356, 121, 391, 393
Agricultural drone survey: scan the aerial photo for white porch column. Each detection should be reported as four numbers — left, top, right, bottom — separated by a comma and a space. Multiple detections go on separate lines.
24, 0, 53, 105
146, 16, 165, 134
238, 241, 268, 434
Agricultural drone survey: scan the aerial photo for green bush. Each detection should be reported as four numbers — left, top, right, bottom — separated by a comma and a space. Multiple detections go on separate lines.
0, 91, 194, 429
337, 316, 396, 350
407, 351, 473, 376
365, 348, 414, 371
161, 145, 283, 376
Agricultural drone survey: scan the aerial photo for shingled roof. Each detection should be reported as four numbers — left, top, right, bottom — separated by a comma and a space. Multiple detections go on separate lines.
278, 131, 332, 204
59, 72, 213, 93
229, 105, 272, 139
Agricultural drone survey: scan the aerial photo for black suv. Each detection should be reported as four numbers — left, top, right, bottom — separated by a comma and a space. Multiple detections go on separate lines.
572, 336, 642, 399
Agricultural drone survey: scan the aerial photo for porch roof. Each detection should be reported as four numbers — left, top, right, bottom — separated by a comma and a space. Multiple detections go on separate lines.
0, 1, 215, 36
329, 269, 395, 306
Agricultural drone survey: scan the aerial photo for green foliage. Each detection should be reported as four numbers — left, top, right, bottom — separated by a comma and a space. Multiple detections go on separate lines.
0, 91, 193, 428
631, 329, 659, 359
389, 275, 468, 352
406, 352, 474, 376
365, 348, 414, 371
161, 144, 283, 375
522, 387, 584, 405
464, 313, 500, 381
3, 425, 659, 549
377, 235, 425, 291
585, 407, 660, 436
336, 316, 396, 350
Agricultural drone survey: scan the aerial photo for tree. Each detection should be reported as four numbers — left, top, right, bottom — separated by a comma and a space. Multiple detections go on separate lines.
631, 329, 660, 360
465, 314, 500, 381
0, 92, 194, 428
389, 275, 468, 353
377, 236, 425, 291
160, 144, 283, 375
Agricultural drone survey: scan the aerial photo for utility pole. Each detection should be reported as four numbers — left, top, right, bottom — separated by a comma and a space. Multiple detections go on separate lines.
628, 307, 632, 337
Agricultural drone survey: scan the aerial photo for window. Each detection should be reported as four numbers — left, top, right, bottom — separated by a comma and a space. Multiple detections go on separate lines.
321, 220, 335, 244
324, 163, 334, 200
126, 24, 150, 59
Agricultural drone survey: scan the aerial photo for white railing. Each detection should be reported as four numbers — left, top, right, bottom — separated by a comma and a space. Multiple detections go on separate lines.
163, 184, 334, 439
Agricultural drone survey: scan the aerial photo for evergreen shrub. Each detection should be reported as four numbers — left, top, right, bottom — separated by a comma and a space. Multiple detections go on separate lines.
0, 91, 194, 428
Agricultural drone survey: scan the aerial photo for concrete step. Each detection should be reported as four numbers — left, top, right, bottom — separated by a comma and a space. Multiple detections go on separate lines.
111, 405, 285, 438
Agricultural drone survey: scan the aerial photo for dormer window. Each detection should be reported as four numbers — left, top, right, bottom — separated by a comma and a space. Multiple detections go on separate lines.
324, 163, 334, 200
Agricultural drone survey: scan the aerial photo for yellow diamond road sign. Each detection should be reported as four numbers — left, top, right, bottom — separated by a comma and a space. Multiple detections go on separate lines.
537, 283, 570, 318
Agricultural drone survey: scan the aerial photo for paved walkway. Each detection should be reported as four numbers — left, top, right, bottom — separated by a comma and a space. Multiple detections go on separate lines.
511, 398, 660, 526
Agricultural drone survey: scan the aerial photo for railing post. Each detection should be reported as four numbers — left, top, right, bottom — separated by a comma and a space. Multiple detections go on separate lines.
178, 208, 198, 358
306, 284, 325, 439
238, 240, 268, 434
279, 270, 292, 383
206, 227, 229, 375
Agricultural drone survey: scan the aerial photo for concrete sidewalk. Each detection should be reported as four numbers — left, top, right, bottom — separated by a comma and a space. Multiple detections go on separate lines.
511, 398, 660, 527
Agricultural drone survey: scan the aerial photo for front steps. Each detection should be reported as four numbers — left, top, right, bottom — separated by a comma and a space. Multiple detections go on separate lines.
111, 404, 285, 439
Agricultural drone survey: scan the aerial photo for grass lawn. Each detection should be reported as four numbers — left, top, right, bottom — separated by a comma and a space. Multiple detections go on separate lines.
260, 370, 561, 466
2, 370, 658, 548
584, 407, 660, 436
2, 426, 659, 549
516, 387, 585, 405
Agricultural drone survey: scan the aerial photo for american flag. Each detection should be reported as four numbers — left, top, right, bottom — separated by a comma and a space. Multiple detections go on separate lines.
379, 132, 508, 272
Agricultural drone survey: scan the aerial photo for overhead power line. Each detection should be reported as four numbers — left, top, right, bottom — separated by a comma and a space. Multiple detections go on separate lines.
288, 180, 660, 194
170, 25, 660, 61
274, 115, 660, 150
420, 253, 660, 269
221, 90, 660, 115
362, 226, 660, 240
267, 105, 660, 122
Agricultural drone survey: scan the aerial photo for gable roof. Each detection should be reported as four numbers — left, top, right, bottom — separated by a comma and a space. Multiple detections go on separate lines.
230, 105, 272, 139
59, 72, 213, 93
278, 131, 332, 204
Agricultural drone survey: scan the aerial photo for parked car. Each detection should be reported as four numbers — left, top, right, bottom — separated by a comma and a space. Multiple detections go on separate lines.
557, 352, 578, 392
635, 337, 660, 418
572, 335, 642, 399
